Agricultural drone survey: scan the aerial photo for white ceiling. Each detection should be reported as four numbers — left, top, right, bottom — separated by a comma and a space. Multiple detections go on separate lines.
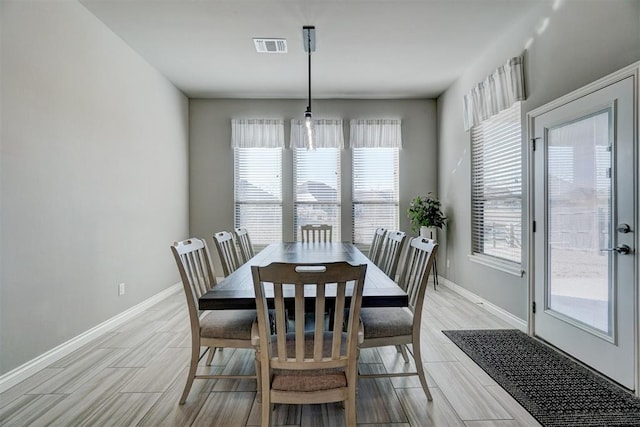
80, 0, 544, 99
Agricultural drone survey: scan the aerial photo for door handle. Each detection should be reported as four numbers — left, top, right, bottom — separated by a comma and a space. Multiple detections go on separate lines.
600, 244, 631, 255
617, 223, 632, 233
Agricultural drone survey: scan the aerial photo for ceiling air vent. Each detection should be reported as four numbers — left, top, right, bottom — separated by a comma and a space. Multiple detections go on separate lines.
253, 38, 287, 53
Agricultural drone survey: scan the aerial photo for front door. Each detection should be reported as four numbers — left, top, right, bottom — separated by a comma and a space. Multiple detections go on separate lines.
531, 73, 636, 389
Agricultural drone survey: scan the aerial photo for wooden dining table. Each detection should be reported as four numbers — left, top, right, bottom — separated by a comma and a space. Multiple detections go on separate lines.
198, 242, 408, 310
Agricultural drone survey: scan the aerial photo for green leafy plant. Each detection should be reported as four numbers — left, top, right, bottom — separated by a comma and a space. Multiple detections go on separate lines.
407, 193, 447, 233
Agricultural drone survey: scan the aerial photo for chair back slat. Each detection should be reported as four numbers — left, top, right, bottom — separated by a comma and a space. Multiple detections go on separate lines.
332, 281, 347, 359
252, 262, 366, 371
213, 231, 241, 276
398, 238, 438, 312
272, 284, 288, 362
184, 253, 198, 295
301, 224, 333, 243
190, 248, 210, 297
369, 227, 388, 265
234, 227, 255, 263
405, 247, 423, 304
378, 230, 407, 279
295, 284, 305, 362
314, 284, 326, 361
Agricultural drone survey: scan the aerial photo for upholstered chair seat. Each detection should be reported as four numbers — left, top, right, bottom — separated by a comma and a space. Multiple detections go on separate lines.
359, 307, 413, 339
272, 370, 347, 392
200, 310, 257, 340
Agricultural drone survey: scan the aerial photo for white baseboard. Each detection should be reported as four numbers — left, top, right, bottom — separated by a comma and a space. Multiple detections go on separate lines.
0, 283, 182, 393
438, 276, 528, 332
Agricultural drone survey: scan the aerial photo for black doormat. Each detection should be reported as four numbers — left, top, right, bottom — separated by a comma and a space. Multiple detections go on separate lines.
443, 329, 640, 427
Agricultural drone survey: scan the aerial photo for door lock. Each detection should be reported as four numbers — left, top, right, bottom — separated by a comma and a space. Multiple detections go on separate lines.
600, 244, 631, 255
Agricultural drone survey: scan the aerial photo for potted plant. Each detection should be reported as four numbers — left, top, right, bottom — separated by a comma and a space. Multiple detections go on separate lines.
407, 193, 447, 239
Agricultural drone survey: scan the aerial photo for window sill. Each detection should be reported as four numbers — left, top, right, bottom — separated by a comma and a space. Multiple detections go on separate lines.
468, 254, 524, 277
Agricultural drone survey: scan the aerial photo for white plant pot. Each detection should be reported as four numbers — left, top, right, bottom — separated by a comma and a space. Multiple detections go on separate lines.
419, 226, 437, 240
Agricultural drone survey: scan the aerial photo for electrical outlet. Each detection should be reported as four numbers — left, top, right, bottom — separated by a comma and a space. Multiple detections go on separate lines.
447, 259, 450, 268
118, 282, 125, 296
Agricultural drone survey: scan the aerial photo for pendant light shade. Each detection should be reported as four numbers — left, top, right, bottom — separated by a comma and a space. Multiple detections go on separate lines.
304, 108, 315, 150
303, 26, 316, 150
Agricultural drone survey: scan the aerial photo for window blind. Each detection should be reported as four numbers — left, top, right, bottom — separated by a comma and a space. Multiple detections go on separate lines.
234, 148, 282, 246
470, 103, 522, 264
293, 148, 341, 241
352, 148, 399, 246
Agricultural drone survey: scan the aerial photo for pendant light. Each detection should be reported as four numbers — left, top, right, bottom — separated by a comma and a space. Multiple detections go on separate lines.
303, 26, 316, 150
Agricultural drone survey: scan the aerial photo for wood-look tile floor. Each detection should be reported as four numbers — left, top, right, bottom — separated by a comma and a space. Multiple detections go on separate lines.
0, 285, 541, 426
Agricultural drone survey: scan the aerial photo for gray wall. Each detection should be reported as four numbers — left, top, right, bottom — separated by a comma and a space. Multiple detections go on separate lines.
0, 1, 189, 374
437, 0, 640, 320
189, 99, 437, 272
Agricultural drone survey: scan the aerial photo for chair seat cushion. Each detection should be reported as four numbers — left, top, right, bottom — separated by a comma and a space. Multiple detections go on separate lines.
200, 309, 256, 340
360, 307, 413, 339
272, 369, 347, 392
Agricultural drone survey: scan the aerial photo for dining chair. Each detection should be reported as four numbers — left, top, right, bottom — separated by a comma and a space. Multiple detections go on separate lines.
213, 230, 242, 276
170, 237, 258, 404
234, 227, 255, 263
377, 230, 407, 280
368, 227, 388, 265
300, 223, 333, 243
358, 237, 438, 400
251, 261, 367, 427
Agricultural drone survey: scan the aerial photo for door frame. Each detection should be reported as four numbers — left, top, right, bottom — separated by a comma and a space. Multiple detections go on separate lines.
526, 62, 639, 394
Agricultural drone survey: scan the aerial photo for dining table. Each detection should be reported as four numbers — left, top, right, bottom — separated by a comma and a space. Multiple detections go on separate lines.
198, 241, 408, 311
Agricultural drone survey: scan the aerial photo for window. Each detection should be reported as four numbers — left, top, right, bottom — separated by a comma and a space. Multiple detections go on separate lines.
291, 119, 344, 241
232, 119, 284, 247
294, 148, 341, 241
352, 148, 399, 245
470, 103, 522, 266
350, 119, 402, 247
234, 148, 282, 246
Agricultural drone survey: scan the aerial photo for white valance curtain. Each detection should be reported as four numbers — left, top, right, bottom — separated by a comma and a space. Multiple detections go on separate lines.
290, 119, 344, 149
349, 119, 402, 148
462, 55, 525, 131
231, 119, 285, 148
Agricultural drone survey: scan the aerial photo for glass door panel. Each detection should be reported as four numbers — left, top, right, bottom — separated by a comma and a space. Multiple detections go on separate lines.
546, 110, 612, 336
